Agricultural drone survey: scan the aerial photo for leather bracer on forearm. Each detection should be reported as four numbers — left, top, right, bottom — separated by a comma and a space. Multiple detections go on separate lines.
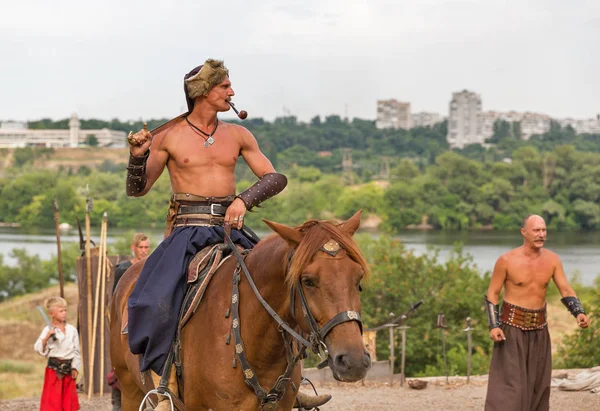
126, 151, 149, 196
484, 295, 501, 330
237, 172, 287, 210
561, 296, 585, 318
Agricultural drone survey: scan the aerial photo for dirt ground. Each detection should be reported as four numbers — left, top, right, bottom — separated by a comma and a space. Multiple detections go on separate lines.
1, 380, 599, 411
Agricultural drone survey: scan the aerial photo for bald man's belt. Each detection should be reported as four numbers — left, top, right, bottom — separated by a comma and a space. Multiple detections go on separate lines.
500, 301, 547, 330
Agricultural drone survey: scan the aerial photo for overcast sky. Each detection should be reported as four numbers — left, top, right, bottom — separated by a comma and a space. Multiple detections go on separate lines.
1, 0, 599, 123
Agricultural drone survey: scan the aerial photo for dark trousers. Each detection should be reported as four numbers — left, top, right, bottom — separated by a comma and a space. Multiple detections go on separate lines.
485, 324, 552, 411
128, 225, 256, 374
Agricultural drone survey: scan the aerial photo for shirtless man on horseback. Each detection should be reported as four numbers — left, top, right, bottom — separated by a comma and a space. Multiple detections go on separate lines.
124, 59, 329, 410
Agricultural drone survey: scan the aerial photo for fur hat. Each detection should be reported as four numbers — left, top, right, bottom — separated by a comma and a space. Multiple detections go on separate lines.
183, 59, 229, 112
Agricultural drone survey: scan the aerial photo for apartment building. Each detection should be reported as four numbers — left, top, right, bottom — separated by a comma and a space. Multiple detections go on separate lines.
376, 99, 412, 129
447, 90, 483, 148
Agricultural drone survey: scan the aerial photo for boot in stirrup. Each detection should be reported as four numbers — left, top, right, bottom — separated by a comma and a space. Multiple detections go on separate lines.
150, 365, 178, 411
293, 391, 332, 409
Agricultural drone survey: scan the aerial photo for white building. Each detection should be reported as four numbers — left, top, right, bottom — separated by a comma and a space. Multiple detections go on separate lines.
557, 115, 600, 135
0, 113, 126, 148
483, 112, 600, 140
412, 112, 444, 128
483, 111, 552, 140
447, 90, 483, 148
376, 99, 412, 130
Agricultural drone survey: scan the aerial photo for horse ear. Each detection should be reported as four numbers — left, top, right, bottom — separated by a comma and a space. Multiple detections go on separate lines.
263, 219, 303, 245
339, 210, 362, 236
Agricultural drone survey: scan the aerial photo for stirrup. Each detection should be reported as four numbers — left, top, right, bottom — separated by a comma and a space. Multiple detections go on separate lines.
138, 389, 174, 411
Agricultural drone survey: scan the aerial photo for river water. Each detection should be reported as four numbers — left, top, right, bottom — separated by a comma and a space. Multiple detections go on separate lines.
1, 227, 598, 285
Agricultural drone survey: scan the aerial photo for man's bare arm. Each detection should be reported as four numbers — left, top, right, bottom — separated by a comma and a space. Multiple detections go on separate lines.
551, 256, 577, 298
552, 255, 589, 328
127, 131, 169, 197
238, 127, 276, 177
222, 126, 283, 228
486, 255, 508, 341
487, 255, 508, 304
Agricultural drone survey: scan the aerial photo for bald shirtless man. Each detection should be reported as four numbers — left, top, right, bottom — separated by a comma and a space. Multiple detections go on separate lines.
484, 214, 589, 411
124, 59, 329, 410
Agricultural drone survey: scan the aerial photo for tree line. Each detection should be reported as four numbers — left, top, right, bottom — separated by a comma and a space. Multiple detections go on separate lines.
2, 145, 600, 232
2, 116, 600, 232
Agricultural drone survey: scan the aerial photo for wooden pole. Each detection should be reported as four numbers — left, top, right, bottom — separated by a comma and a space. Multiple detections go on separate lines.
399, 317, 409, 387
464, 317, 473, 384
85, 185, 93, 392
52, 199, 64, 298
442, 328, 448, 384
387, 312, 395, 386
437, 313, 449, 384
88, 213, 106, 399
99, 212, 108, 396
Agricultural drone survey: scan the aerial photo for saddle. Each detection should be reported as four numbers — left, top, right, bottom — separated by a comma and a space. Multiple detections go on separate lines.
120, 243, 243, 335
146, 242, 248, 411
179, 243, 246, 328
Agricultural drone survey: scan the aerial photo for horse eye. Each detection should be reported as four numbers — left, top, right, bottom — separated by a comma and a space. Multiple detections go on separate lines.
358, 284, 363, 292
302, 278, 315, 287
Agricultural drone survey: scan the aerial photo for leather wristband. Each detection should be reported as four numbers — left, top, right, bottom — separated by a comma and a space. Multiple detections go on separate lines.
484, 295, 501, 330
237, 172, 287, 210
126, 150, 149, 196
561, 296, 585, 318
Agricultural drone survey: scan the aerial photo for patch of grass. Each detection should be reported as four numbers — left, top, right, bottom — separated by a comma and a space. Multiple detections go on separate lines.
0, 360, 35, 374
0, 361, 45, 400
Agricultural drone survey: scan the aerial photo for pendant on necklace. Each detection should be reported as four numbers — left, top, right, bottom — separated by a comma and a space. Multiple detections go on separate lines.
204, 136, 215, 147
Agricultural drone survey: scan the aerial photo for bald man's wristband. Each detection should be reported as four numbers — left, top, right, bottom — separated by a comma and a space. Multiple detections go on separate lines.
126, 150, 149, 196
561, 296, 585, 318
484, 295, 501, 330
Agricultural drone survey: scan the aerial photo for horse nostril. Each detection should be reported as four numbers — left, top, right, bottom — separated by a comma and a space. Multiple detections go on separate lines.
334, 354, 350, 371
363, 352, 372, 368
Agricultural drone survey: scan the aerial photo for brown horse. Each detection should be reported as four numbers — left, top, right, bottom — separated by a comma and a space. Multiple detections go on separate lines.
110, 211, 371, 411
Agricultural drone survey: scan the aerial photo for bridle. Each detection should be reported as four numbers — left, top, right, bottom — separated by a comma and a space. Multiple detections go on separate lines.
224, 231, 363, 411
288, 249, 363, 367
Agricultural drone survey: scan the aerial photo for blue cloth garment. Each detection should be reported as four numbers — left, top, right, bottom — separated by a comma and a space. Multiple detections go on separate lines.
127, 225, 256, 373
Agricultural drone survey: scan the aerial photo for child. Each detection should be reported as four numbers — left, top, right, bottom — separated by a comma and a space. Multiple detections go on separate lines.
34, 296, 81, 411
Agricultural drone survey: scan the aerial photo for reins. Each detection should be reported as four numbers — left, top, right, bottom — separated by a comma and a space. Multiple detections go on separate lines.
223, 226, 363, 410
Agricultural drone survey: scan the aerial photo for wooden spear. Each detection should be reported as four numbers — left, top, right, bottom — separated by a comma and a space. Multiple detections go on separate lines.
52, 199, 64, 298
88, 211, 106, 399
99, 212, 108, 396
85, 185, 93, 394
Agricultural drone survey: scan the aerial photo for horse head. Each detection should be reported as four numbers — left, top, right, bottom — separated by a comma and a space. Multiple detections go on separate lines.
263, 210, 371, 382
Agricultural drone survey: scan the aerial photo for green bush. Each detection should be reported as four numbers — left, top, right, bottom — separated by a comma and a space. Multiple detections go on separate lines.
554, 278, 600, 369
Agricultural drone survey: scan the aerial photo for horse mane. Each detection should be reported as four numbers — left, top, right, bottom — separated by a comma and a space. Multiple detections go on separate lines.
281, 219, 370, 289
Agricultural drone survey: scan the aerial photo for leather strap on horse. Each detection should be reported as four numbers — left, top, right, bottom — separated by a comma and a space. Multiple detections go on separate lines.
230, 262, 307, 410
295, 281, 363, 369
223, 227, 363, 410
156, 345, 186, 411
289, 246, 363, 365
224, 229, 309, 410
224, 229, 311, 349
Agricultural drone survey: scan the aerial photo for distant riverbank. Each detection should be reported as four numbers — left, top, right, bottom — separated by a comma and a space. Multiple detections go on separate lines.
1, 227, 599, 285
